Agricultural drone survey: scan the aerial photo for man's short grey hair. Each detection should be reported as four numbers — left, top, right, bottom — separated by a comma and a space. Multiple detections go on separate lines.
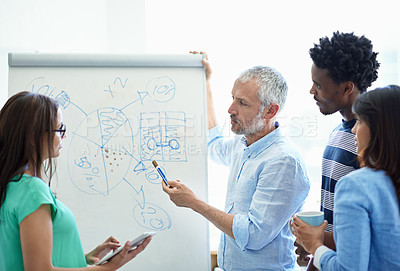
237, 66, 288, 111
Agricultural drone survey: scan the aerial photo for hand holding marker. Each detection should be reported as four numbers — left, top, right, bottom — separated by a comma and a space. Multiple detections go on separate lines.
152, 160, 170, 187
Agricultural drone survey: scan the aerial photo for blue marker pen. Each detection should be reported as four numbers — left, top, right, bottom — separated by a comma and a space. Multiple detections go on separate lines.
152, 160, 170, 187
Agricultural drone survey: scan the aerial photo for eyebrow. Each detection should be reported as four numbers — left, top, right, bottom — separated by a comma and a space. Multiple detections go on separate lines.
232, 90, 254, 105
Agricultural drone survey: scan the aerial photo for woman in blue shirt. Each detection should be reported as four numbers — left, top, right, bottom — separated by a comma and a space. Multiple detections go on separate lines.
0, 92, 151, 270
292, 85, 400, 270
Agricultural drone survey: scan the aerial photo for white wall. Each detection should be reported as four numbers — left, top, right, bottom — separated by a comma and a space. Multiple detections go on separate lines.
0, 0, 145, 106
145, 0, 400, 250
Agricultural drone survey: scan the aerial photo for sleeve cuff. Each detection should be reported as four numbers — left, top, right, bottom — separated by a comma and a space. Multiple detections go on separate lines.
232, 214, 250, 251
313, 245, 332, 269
207, 125, 223, 144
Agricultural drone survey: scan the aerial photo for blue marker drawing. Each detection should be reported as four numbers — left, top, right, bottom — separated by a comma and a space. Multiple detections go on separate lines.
114, 77, 128, 88
140, 111, 187, 162
25, 77, 87, 116
146, 76, 175, 103
104, 85, 114, 97
67, 107, 134, 195
105, 77, 128, 97
123, 178, 146, 209
124, 177, 172, 231
24, 74, 187, 232
55, 91, 71, 109
133, 202, 172, 231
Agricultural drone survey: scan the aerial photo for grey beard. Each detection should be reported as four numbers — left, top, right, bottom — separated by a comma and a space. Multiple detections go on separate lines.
231, 110, 265, 136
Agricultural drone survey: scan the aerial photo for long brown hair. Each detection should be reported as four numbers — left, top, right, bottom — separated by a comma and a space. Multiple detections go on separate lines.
353, 85, 400, 205
0, 91, 59, 209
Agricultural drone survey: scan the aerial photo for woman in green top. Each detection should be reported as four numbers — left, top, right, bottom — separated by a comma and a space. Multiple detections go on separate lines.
0, 91, 151, 271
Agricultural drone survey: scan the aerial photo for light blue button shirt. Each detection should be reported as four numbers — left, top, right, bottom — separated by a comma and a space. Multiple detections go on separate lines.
208, 126, 310, 271
315, 167, 400, 271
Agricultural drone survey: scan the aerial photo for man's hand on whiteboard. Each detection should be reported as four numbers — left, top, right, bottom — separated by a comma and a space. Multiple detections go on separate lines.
162, 179, 200, 209
190, 51, 212, 81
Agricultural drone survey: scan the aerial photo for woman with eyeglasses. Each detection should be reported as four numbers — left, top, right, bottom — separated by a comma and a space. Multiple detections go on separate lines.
291, 85, 400, 270
0, 91, 151, 270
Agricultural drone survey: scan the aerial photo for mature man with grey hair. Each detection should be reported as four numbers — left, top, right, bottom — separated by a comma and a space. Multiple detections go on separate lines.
163, 54, 310, 270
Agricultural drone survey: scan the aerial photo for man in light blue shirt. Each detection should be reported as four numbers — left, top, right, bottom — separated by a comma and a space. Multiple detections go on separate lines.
163, 54, 310, 270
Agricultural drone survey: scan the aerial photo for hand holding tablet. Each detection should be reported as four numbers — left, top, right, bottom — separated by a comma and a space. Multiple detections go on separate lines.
95, 232, 156, 265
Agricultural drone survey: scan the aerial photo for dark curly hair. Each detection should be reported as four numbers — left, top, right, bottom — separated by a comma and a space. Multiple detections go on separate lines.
310, 31, 380, 93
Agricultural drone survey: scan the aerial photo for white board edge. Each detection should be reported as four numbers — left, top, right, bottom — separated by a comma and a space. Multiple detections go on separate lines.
8, 53, 205, 67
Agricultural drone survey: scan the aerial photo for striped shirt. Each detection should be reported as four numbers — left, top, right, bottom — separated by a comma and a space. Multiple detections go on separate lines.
321, 119, 359, 231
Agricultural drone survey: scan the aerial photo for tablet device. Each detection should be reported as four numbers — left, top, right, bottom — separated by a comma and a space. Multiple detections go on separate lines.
95, 232, 155, 265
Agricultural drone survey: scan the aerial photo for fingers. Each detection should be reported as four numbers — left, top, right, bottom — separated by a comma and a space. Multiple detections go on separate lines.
164, 180, 182, 190
166, 180, 180, 187
292, 215, 308, 228
162, 180, 182, 194
291, 216, 309, 236
189, 50, 207, 56
102, 236, 121, 251
125, 236, 152, 259
162, 180, 171, 191
131, 236, 152, 254
202, 58, 211, 68
105, 236, 120, 244
295, 242, 311, 257
189, 51, 211, 81
292, 215, 302, 224
190, 50, 209, 62
106, 236, 118, 241
107, 242, 121, 251
161, 179, 169, 191
121, 241, 132, 255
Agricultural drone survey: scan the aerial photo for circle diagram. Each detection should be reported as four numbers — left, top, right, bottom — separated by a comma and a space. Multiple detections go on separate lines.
133, 203, 172, 231
68, 107, 134, 195
146, 76, 175, 102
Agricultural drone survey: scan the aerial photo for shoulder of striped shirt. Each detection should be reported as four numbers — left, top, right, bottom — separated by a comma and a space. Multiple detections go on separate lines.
327, 130, 357, 155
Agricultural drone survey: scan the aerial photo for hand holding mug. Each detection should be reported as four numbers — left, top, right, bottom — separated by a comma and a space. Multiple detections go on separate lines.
289, 211, 324, 233
289, 211, 327, 255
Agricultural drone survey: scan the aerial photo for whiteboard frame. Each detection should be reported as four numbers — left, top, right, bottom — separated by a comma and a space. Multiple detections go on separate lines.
7, 53, 210, 271
8, 53, 205, 67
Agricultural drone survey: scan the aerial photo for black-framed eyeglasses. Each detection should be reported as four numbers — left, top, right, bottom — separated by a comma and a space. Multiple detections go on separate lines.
54, 123, 66, 137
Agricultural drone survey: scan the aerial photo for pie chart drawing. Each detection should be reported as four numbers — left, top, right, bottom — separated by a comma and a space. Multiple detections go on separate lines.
68, 107, 134, 196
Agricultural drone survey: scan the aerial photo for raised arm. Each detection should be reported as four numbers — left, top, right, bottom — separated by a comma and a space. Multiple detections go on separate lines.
190, 51, 217, 130
162, 179, 234, 239
203, 56, 217, 130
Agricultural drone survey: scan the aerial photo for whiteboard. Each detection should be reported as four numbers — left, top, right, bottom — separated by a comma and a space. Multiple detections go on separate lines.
8, 53, 209, 271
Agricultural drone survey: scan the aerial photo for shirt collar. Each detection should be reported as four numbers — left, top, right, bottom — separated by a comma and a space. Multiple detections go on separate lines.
240, 125, 282, 158
342, 118, 357, 129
